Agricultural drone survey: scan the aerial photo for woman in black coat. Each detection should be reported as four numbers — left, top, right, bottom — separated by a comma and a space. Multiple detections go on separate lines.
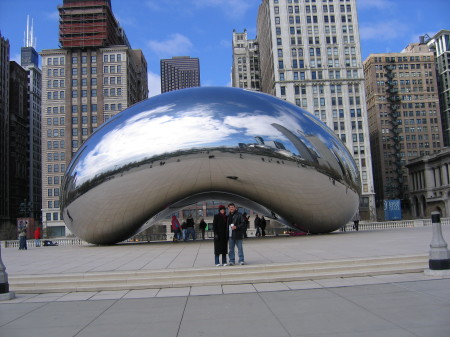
213, 205, 228, 266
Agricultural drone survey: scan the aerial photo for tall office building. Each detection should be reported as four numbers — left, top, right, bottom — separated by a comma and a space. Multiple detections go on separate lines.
232, 30, 261, 91
0, 33, 10, 235
427, 30, 450, 147
363, 44, 443, 212
160, 56, 200, 93
246, 0, 375, 219
8, 61, 30, 224
21, 16, 42, 221
40, 0, 148, 236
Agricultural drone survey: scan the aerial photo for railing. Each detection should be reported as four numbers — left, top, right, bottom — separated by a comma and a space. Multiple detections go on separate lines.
342, 217, 449, 232
1, 238, 87, 248
2, 218, 449, 247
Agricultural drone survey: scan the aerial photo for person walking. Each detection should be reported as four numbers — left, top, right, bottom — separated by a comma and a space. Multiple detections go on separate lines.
213, 205, 228, 266
18, 228, 27, 250
199, 218, 207, 240
254, 214, 262, 237
242, 212, 249, 238
185, 214, 196, 240
171, 215, 181, 242
261, 216, 267, 237
352, 211, 360, 231
227, 203, 246, 265
34, 226, 41, 247
181, 221, 187, 241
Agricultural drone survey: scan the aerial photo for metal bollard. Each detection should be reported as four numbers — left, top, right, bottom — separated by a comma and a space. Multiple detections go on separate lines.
0, 246, 15, 300
428, 212, 450, 270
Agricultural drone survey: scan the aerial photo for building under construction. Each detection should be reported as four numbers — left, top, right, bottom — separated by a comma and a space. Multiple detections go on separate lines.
58, 0, 130, 49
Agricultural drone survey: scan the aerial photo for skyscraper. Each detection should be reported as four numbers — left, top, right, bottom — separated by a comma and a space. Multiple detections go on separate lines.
8, 61, 30, 224
21, 16, 42, 222
363, 43, 443, 212
232, 30, 260, 91
160, 56, 200, 93
427, 30, 450, 147
237, 0, 375, 219
0, 33, 10, 235
40, 0, 148, 236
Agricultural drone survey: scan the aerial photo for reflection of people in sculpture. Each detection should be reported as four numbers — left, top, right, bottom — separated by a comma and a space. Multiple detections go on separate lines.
199, 218, 207, 240
213, 205, 228, 266
254, 214, 262, 237
227, 203, 246, 265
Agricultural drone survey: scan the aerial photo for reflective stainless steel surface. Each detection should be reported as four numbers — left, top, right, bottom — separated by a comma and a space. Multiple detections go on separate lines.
61, 87, 360, 244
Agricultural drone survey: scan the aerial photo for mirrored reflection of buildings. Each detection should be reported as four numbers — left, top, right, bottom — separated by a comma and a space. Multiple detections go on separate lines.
160, 56, 200, 93
363, 41, 443, 219
232, 0, 375, 220
427, 30, 450, 147
40, 0, 148, 236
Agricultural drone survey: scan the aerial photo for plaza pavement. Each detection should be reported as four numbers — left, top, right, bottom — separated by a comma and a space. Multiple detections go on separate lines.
1, 226, 450, 337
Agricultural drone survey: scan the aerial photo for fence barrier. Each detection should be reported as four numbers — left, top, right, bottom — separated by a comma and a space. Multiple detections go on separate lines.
2, 218, 448, 248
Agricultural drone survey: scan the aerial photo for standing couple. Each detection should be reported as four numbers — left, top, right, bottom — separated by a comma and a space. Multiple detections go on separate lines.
213, 203, 246, 266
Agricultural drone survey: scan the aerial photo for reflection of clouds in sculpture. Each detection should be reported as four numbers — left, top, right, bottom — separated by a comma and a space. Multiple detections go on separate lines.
225, 112, 302, 139
75, 107, 239, 184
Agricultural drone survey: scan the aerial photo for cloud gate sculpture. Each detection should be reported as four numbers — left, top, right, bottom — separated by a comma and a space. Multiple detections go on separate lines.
61, 87, 360, 244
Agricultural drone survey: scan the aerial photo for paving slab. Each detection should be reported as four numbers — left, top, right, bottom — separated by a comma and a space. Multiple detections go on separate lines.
2, 227, 450, 337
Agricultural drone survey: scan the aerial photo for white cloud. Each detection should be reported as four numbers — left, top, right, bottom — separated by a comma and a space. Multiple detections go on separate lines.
147, 71, 161, 97
147, 33, 193, 56
359, 21, 409, 40
357, 0, 393, 9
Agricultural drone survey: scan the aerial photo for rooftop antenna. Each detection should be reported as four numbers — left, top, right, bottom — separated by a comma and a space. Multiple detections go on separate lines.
24, 15, 37, 48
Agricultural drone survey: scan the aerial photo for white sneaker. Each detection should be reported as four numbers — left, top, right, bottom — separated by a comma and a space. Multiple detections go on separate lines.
239, 261, 245, 265
215, 264, 222, 267
223, 263, 228, 266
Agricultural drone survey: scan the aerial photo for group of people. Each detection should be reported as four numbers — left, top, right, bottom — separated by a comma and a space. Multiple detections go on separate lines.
213, 203, 246, 266
171, 204, 268, 266
171, 215, 209, 242
18, 225, 41, 250
253, 214, 267, 237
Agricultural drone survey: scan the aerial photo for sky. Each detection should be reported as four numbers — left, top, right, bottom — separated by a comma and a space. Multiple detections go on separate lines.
0, 0, 449, 97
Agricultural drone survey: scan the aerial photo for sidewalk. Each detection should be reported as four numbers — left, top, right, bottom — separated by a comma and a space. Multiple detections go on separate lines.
1, 227, 450, 337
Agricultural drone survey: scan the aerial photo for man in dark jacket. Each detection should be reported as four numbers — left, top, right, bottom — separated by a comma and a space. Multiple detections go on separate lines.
227, 203, 246, 265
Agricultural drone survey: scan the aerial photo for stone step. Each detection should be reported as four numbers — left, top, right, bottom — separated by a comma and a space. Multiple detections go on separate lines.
9, 254, 428, 294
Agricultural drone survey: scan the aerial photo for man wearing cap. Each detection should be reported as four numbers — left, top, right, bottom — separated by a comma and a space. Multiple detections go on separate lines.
227, 203, 246, 265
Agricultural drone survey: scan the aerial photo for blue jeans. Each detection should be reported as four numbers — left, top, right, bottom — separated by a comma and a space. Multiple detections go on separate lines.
185, 227, 196, 241
215, 254, 227, 265
228, 238, 244, 263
